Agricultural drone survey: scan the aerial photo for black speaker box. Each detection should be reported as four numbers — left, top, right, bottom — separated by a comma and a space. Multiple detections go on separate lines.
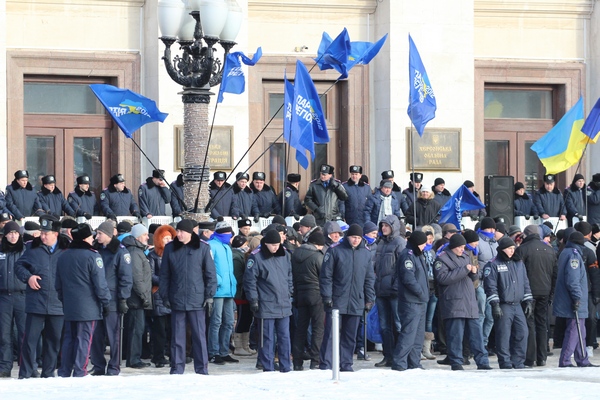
484, 176, 514, 224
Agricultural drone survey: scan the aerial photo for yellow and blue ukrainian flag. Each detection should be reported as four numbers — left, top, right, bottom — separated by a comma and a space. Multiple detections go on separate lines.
531, 97, 594, 174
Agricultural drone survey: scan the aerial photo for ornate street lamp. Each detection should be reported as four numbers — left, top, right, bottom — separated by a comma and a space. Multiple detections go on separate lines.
158, 0, 242, 217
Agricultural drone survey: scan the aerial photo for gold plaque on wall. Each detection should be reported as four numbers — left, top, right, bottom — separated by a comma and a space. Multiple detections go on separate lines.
175, 125, 234, 170
406, 128, 461, 171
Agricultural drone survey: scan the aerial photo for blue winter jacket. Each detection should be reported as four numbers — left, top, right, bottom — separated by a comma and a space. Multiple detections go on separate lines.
207, 181, 236, 218
340, 179, 371, 226
160, 234, 217, 311
56, 241, 111, 321
320, 238, 376, 316
15, 235, 70, 315
483, 251, 533, 305
534, 186, 566, 217
36, 186, 76, 217
251, 182, 281, 216
170, 175, 186, 217
0, 237, 26, 292
364, 189, 404, 225
100, 185, 140, 217
564, 184, 586, 220
208, 238, 237, 298
397, 243, 430, 304
67, 187, 99, 217
5, 180, 38, 219
138, 178, 171, 217
587, 182, 600, 226
514, 192, 538, 217
94, 237, 133, 312
553, 242, 589, 319
232, 184, 259, 218
374, 215, 406, 297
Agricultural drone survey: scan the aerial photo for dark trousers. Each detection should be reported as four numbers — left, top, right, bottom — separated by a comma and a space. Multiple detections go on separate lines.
559, 318, 591, 366
90, 311, 121, 375
392, 302, 426, 370
495, 303, 527, 368
445, 317, 489, 367
19, 313, 64, 378
125, 308, 145, 366
292, 303, 324, 365
585, 294, 598, 347
58, 320, 96, 377
376, 296, 400, 359
170, 310, 208, 374
320, 313, 360, 371
235, 303, 253, 333
0, 292, 25, 373
525, 295, 549, 365
151, 315, 169, 363
259, 317, 291, 372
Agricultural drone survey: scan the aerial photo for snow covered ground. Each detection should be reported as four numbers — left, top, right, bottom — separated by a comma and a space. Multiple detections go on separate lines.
2, 353, 600, 399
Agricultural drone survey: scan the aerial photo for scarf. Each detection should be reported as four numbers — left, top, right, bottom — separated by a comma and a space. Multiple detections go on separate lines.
466, 243, 479, 256
364, 235, 376, 245
211, 232, 233, 245
477, 229, 495, 239
378, 194, 393, 224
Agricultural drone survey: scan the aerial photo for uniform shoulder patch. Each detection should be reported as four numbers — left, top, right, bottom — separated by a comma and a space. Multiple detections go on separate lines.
323, 252, 331, 263
200, 239, 209, 245
285, 191, 291, 198
138, 188, 143, 197
96, 258, 104, 269
408, 249, 413, 255
484, 267, 491, 277
246, 258, 255, 269
330, 242, 341, 248
571, 258, 579, 269
434, 261, 442, 271
100, 192, 106, 200
404, 260, 414, 270
124, 254, 132, 264
251, 247, 261, 255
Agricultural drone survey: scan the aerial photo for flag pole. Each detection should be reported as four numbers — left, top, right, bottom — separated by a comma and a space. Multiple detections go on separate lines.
193, 102, 219, 213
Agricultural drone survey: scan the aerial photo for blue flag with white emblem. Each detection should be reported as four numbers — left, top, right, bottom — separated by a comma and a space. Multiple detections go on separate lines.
290, 60, 329, 169
438, 185, 486, 230
89, 84, 168, 138
217, 47, 262, 103
283, 71, 310, 169
407, 34, 436, 136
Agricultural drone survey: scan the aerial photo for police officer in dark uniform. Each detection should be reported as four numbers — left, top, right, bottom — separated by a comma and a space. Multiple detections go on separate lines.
15, 215, 69, 379
207, 171, 236, 219
564, 174, 586, 226
534, 174, 566, 220
319, 224, 375, 372
35, 175, 76, 217
514, 182, 539, 219
170, 171, 186, 218
100, 174, 141, 220
138, 169, 172, 218
432, 177, 452, 207
392, 231, 429, 371
305, 165, 348, 227
67, 175, 98, 219
244, 229, 294, 372
232, 172, 259, 220
402, 172, 423, 209
250, 172, 281, 218
56, 223, 111, 377
381, 170, 402, 193
5, 170, 37, 221
90, 220, 133, 376
340, 166, 371, 226
159, 219, 217, 375
484, 237, 534, 369
278, 173, 306, 219
0, 221, 26, 378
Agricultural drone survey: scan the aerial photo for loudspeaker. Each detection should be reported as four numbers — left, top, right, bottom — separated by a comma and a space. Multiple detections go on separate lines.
484, 176, 514, 224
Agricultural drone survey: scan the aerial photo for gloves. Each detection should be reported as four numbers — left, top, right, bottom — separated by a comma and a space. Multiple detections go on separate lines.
293, 214, 300, 220
364, 302, 373, 313
203, 298, 214, 315
572, 300, 580, 312
323, 299, 333, 310
253, 215, 260, 223
330, 178, 340, 189
107, 213, 117, 221
471, 215, 479, 221
84, 213, 92, 220
102, 305, 110, 317
524, 215, 530, 220
134, 212, 142, 219
533, 215, 540, 220
593, 297, 600, 306
142, 299, 151, 308
261, 212, 271, 218
240, 214, 247, 220
118, 299, 129, 314
250, 301, 259, 315
164, 300, 171, 309
523, 301, 534, 319
492, 303, 503, 320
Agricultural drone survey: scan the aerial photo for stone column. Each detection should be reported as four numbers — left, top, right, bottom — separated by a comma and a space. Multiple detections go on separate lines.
182, 90, 212, 222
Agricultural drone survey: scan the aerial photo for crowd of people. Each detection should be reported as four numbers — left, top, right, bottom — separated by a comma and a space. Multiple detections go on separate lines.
1, 164, 600, 378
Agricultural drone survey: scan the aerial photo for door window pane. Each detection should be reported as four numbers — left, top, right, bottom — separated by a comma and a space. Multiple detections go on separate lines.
269, 93, 328, 119
485, 140, 509, 176
484, 90, 552, 119
269, 143, 286, 194
74, 137, 103, 193
24, 83, 105, 114
311, 144, 328, 181
27, 136, 55, 191
524, 140, 543, 192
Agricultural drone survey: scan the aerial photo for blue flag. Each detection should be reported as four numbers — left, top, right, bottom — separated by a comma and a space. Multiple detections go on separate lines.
407, 34, 436, 136
582, 97, 600, 143
315, 29, 387, 80
217, 47, 262, 103
290, 60, 329, 169
438, 185, 486, 230
89, 84, 168, 138
283, 71, 310, 169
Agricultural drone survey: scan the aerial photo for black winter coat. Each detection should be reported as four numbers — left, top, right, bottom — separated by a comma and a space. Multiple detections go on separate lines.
397, 243, 429, 304
100, 185, 139, 217
304, 178, 348, 226
278, 183, 306, 218
244, 244, 293, 319
207, 181, 236, 218
170, 176, 186, 217
374, 215, 406, 297
564, 184, 586, 220
291, 243, 325, 306
232, 184, 259, 218
122, 235, 152, 310
36, 186, 76, 217
15, 235, 70, 315
405, 197, 440, 227
159, 234, 217, 311
320, 239, 375, 316
484, 251, 533, 305
0, 236, 26, 292
434, 250, 479, 319
514, 192, 538, 217
56, 241, 111, 321
138, 178, 171, 217
5, 180, 38, 219
148, 250, 171, 316
514, 234, 557, 296
232, 248, 247, 302
251, 182, 281, 216
432, 188, 452, 207
94, 237, 133, 312
587, 182, 600, 226
67, 187, 99, 217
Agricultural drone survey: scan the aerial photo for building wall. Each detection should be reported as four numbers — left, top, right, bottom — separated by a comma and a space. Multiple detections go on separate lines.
0, 0, 7, 189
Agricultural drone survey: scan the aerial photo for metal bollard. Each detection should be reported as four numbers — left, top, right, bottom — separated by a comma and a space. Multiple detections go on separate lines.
332, 309, 340, 381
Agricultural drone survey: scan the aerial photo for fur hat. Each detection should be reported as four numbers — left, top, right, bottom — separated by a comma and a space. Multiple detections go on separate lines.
14, 170, 29, 179
152, 169, 165, 179
213, 171, 226, 181
236, 172, 249, 181
110, 174, 125, 185
287, 173, 301, 183
320, 164, 334, 175
71, 223, 94, 241
42, 175, 56, 185
117, 221, 132, 234
252, 172, 266, 181
39, 215, 61, 232
349, 165, 363, 174
76, 175, 90, 185
381, 170, 394, 180
410, 172, 423, 183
